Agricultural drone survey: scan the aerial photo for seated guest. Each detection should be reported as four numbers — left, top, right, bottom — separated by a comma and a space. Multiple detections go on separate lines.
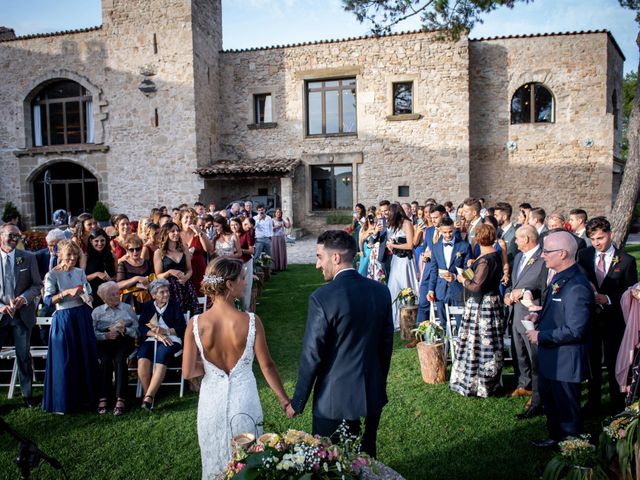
42, 240, 98, 414
117, 235, 153, 313
142, 222, 160, 261
110, 214, 132, 260
450, 224, 504, 397
137, 217, 150, 243
71, 213, 97, 255
92, 282, 138, 416
137, 279, 186, 410
81, 228, 116, 308
616, 284, 640, 406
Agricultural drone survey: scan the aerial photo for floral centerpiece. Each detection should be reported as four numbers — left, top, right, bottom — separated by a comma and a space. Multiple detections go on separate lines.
412, 320, 445, 345
255, 253, 273, 270
225, 426, 372, 479
543, 435, 608, 480
600, 400, 640, 479
393, 288, 417, 307
412, 320, 447, 384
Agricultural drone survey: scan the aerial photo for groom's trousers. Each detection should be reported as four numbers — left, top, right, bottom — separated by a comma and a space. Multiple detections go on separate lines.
312, 413, 381, 458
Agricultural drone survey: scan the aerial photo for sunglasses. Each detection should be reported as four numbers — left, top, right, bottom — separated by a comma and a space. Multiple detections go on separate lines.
127, 247, 142, 252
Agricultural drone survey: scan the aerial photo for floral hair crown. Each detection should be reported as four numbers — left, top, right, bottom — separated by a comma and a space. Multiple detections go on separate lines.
203, 274, 225, 285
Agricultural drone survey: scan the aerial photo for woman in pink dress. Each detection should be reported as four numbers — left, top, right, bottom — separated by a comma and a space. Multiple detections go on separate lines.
271, 208, 291, 272
177, 208, 213, 295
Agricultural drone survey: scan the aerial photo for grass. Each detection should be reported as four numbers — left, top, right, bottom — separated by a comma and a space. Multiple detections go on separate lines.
0, 263, 626, 479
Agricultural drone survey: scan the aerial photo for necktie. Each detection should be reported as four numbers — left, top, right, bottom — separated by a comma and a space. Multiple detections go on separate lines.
546, 268, 555, 286
517, 254, 528, 276
433, 229, 440, 244
596, 253, 606, 286
3, 255, 14, 304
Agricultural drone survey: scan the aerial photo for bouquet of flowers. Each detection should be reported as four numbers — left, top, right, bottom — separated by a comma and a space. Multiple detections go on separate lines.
393, 288, 416, 307
225, 425, 372, 480
412, 320, 445, 345
600, 400, 640, 479
543, 435, 608, 480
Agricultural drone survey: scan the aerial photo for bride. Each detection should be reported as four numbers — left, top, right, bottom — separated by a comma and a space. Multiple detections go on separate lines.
182, 257, 292, 479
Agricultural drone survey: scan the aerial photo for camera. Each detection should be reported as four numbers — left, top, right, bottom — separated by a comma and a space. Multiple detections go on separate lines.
367, 214, 375, 223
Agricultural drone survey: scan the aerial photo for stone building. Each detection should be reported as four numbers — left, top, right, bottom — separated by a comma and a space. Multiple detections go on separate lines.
0, 0, 625, 232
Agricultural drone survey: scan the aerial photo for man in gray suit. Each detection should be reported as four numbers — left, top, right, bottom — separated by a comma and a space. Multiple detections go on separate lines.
504, 225, 548, 419
0, 224, 41, 407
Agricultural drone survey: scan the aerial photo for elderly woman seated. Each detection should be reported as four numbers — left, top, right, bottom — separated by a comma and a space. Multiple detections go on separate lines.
137, 278, 186, 410
91, 281, 138, 416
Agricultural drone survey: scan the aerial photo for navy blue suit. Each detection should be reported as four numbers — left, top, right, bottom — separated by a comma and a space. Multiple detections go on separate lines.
536, 264, 594, 440
291, 269, 393, 457
427, 239, 472, 328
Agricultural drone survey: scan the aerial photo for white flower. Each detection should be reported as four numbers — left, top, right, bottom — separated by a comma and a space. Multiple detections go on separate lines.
323, 462, 329, 472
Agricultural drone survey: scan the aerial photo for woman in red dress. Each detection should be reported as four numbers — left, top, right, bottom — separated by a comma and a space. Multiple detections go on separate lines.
177, 208, 213, 295
110, 214, 131, 260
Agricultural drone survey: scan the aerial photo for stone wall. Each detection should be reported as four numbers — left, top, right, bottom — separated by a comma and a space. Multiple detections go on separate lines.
468, 32, 622, 217
219, 31, 471, 226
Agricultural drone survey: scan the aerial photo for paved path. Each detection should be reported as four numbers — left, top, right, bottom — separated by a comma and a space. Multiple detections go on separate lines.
286, 236, 317, 264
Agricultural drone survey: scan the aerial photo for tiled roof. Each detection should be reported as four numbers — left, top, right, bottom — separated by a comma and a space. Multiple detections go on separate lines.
195, 158, 300, 177
0, 26, 101, 43
470, 29, 624, 61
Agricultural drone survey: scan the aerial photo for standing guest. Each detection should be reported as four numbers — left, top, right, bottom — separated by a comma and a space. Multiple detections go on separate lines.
177, 208, 212, 295
253, 204, 274, 260
0, 224, 41, 408
386, 203, 418, 330
528, 208, 547, 237
616, 284, 640, 404
42, 240, 98, 413
527, 231, 594, 448
494, 202, 518, 268
569, 209, 589, 240
150, 209, 161, 225
137, 217, 150, 243
242, 201, 256, 218
479, 198, 488, 218
425, 217, 472, 335
444, 201, 455, 219
71, 213, 97, 254
460, 198, 483, 249
272, 208, 291, 271
158, 214, 172, 227
401, 203, 413, 223
153, 222, 200, 315
480, 215, 510, 288
207, 201, 217, 216
358, 210, 378, 277
367, 200, 392, 282
36, 228, 66, 282
213, 215, 241, 259
450, 224, 504, 397
290, 231, 393, 457
417, 205, 448, 324
110, 214, 132, 260
194, 201, 206, 217
230, 217, 255, 310
117, 235, 153, 313
142, 222, 160, 261
137, 278, 186, 410
242, 217, 256, 240
227, 202, 241, 219
519, 203, 533, 223
351, 203, 367, 249
542, 213, 587, 253
578, 216, 638, 413
504, 225, 547, 419
92, 282, 138, 416
203, 214, 216, 242
516, 208, 528, 228
81, 228, 116, 308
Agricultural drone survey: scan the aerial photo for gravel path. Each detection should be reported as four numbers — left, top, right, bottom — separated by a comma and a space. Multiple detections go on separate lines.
286, 236, 317, 264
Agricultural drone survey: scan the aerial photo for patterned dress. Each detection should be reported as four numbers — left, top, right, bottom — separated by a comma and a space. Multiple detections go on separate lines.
450, 252, 504, 397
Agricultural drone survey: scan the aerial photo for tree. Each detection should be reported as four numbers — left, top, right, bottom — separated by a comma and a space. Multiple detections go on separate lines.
343, 0, 640, 246
621, 71, 637, 161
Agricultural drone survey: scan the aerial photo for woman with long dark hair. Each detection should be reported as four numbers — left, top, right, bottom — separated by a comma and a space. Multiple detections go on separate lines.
72, 213, 97, 254
230, 216, 254, 310
81, 228, 116, 308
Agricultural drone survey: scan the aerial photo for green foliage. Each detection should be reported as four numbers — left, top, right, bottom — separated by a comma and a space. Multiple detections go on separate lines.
342, 0, 531, 38
91, 201, 111, 222
325, 211, 353, 225
619, 0, 640, 24
621, 71, 637, 161
412, 320, 445, 343
2, 201, 20, 223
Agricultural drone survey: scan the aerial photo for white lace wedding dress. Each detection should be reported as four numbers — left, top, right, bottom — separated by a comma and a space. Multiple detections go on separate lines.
193, 313, 264, 480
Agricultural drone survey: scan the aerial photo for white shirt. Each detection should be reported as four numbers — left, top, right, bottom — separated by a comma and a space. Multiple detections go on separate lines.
517, 245, 539, 276
442, 240, 454, 269
594, 244, 616, 275
536, 225, 545, 235
253, 214, 274, 239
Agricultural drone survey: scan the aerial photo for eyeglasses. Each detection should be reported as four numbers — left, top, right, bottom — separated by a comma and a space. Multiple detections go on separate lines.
542, 248, 565, 255
127, 247, 142, 252
7, 233, 22, 240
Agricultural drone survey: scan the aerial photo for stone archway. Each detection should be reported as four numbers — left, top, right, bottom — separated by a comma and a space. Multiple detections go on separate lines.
32, 161, 99, 225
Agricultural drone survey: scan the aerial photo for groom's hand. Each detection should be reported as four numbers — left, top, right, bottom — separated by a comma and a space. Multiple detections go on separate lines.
285, 404, 297, 419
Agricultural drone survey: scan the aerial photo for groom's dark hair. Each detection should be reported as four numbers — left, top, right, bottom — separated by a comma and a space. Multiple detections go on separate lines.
317, 230, 356, 263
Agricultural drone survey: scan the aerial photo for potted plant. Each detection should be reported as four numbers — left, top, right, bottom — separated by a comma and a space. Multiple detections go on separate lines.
543, 435, 608, 480
92, 201, 111, 227
412, 320, 446, 384
394, 288, 417, 341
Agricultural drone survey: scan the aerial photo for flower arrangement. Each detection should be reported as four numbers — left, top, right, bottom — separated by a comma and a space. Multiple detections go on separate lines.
599, 400, 640, 479
225, 426, 371, 480
543, 435, 607, 480
255, 253, 273, 269
412, 320, 445, 345
393, 287, 417, 306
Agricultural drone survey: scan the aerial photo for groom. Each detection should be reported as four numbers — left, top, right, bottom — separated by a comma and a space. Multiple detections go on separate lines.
290, 230, 393, 457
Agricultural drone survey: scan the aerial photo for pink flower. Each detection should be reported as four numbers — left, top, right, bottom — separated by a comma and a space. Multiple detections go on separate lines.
234, 463, 246, 473
619, 429, 626, 439
253, 444, 264, 452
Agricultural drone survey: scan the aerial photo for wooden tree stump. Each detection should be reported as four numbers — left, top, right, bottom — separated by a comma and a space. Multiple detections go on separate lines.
416, 342, 446, 384
250, 283, 259, 312
399, 305, 417, 341
263, 267, 272, 281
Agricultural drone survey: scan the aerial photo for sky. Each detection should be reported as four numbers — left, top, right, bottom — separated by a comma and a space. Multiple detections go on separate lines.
0, 0, 637, 73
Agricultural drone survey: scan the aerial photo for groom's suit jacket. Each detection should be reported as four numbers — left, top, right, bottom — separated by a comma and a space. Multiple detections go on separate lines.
291, 269, 393, 420
0, 249, 41, 328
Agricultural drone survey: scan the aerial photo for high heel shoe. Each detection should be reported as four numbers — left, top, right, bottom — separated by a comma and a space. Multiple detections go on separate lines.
113, 398, 125, 416
141, 395, 154, 411
97, 398, 108, 415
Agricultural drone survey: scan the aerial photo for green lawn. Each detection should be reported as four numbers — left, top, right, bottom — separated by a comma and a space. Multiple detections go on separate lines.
626, 244, 640, 275
0, 264, 619, 479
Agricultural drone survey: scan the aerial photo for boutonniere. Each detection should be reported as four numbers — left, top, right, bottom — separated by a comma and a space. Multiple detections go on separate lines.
15, 256, 23, 265
456, 251, 463, 258
551, 282, 561, 295
611, 256, 621, 267
527, 257, 535, 266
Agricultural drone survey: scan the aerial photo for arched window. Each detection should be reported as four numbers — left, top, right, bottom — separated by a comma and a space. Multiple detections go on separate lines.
31, 79, 93, 146
510, 82, 554, 124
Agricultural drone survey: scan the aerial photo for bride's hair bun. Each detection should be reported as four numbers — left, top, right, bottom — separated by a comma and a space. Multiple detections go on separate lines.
201, 257, 244, 296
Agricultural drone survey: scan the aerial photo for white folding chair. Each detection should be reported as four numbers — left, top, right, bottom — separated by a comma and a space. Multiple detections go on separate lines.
445, 304, 464, 362
198, 296, 208, 313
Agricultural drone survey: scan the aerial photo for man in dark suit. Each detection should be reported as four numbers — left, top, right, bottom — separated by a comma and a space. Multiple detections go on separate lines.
527, 231, 594, 447
504, 225, 547, 418
569, 209, 588, 240
426, 217, 471, 331
494, 202, 519, 269
291, 230, 393, 457
0, 224, 42, 407
540, 213, 587, 254
528, 207, 548, 238
577, 216, 638, 413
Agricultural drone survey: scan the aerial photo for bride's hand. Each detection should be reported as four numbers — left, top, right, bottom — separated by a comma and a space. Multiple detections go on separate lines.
285, 403, 296, 419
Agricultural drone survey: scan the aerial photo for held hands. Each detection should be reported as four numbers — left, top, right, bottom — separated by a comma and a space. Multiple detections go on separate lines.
282, 400, 296, 419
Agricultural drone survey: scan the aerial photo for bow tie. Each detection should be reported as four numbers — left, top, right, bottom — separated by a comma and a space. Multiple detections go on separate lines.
443, 242, 453, 247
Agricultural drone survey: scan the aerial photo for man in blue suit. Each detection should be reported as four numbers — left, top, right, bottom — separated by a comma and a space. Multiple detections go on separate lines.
291, 230, 393, 457
426, 217, 471, 331
526, 231, 594, 448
